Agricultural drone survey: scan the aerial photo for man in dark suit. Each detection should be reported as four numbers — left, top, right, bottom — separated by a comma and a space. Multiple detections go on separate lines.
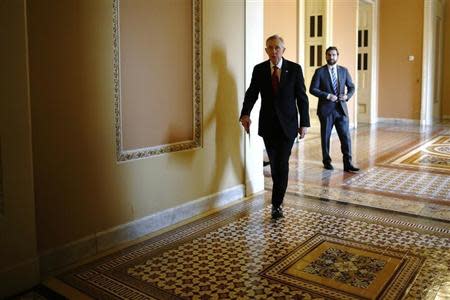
309, 46, 359, 172
240, 35, 310, 219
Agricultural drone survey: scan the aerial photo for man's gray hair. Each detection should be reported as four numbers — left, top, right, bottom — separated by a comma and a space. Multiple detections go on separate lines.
266, 34, 285, 48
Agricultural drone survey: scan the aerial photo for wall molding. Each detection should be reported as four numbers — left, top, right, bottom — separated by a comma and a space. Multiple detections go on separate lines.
39, 185, 245, 277
113, 0, 202, 162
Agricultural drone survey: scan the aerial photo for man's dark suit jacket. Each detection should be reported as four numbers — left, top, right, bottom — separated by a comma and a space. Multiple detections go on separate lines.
309, 65, 355, 118
240, 59, 310, 139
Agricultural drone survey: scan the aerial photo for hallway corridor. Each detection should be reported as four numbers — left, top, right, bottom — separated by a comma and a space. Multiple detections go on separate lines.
29, 123, 450, 299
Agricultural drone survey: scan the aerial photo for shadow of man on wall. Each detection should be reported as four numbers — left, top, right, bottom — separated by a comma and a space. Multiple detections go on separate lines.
204, 44, 243, 193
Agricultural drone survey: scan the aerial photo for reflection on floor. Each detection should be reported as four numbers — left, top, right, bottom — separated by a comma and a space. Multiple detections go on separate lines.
48, 124, 450, 299
276, 123, 450, 221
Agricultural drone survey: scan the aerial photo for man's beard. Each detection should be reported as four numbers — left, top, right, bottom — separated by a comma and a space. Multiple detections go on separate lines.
327, 59, 336, 65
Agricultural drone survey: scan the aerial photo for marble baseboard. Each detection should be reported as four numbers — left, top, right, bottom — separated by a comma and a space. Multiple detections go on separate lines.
376, 117, 420, 125
39, 235, 97, 277
0, 257, 40, 298
39, 185, 245, 277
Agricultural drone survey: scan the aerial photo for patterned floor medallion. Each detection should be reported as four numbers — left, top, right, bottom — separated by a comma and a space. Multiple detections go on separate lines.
60, 194, 450, 300
260, 234, 423, 300
386, 135, 450, 172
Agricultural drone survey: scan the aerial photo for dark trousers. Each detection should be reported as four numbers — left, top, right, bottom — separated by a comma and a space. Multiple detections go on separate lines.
263, 134, 295, 208
319, 108, 352, 166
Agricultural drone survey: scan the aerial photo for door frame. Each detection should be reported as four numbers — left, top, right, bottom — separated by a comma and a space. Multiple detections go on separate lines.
358, 0, 379, 124
298, 0, 333, 130
298, 0, 332, 71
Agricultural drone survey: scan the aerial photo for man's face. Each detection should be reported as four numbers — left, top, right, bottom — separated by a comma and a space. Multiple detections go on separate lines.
326, 50, 339, 65
265, 38, 285, 65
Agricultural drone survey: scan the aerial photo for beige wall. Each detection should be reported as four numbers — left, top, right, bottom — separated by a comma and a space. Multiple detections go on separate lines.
120, 0, 193, 149
264, 0, 298, 61
0, 0, 39, 297
378, 0, 423, 120
443, 0, 450, 118
27, 0, 245, 253
333, 0, 358, 124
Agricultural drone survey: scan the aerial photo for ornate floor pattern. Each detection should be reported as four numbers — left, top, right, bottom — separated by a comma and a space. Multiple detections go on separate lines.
285, 181, 450, 221
60, 194, 450, 299
260, 234, 422, 300
386, 135, 450, 172
342, 167, 450, 204
277, 124, 450, 221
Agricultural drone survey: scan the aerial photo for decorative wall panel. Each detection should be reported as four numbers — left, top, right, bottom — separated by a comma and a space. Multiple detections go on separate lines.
113, 0, 202, 161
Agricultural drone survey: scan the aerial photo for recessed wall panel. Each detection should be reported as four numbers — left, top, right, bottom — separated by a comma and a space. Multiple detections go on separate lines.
114, 0, 201, 161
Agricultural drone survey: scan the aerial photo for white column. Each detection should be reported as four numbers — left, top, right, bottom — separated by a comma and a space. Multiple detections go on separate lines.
244, 0, 265, 196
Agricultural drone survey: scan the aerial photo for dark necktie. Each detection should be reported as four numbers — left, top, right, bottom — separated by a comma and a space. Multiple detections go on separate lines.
272, 66, 280, 94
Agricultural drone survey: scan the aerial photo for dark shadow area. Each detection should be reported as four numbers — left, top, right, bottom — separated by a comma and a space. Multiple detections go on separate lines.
204, 44, 243, 193
6, 284, 67, 300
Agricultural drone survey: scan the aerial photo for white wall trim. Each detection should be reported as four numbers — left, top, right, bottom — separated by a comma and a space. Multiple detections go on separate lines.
244, 0, 265, 197
298, 0, 305, 65
245, 176, 265, 196
0, 257, 40, 298
326, 0, 334, 46
366, 0, 379, 124
376, 117, 420, 125
39, 185, 245, 277
421, 0, 434, 125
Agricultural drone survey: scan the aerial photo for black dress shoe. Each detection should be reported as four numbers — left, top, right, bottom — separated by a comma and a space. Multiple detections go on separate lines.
271, 206, 283, 219
344, 165, 360, 172
323, 163, 334, 170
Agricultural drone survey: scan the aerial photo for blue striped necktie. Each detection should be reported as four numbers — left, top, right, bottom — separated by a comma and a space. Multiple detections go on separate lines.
331, 67, 338, 95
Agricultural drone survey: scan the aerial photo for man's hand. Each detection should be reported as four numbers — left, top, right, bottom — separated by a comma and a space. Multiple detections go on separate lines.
240, 115, 251, 133
338, 94, 348, 101
298, 127, 307, 139
329, 94, 338, 102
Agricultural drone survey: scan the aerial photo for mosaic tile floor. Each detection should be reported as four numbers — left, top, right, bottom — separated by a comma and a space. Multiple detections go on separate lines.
60, 194, 450, 299
276, 123, 450, 221
342, 167, 450, 204
52, 123, 450, 299
385, 135, 450, 172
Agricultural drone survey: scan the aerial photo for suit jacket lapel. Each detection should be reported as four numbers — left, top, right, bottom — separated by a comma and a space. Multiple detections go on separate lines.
279, 61, 288, 89
265, 60, 272, 87
336, 65, 342, 93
